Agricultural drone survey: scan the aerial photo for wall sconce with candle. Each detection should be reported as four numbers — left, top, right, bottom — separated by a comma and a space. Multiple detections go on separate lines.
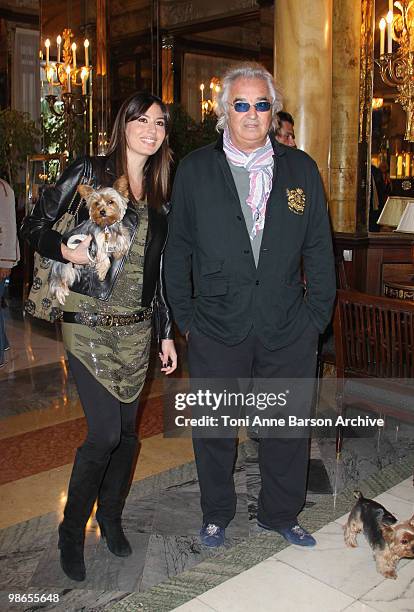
376, 0, 414, 142
40, 29, 93, 156
199, 77, 221, 122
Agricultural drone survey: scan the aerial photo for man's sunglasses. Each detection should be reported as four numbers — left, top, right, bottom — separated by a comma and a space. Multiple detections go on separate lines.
230, 101, 272, 113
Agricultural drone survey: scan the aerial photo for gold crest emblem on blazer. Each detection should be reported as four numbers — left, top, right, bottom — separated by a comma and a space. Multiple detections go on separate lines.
286, 188, 306, 215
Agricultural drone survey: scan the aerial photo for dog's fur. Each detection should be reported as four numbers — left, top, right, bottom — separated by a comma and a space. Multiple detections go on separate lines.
344, 490, 414, 579
49, 176, 131, 305
380, 515, 414, 579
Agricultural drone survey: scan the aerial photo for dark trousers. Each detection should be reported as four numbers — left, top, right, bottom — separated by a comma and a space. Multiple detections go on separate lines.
67, 353, 139, 462
188, 324, 319, 529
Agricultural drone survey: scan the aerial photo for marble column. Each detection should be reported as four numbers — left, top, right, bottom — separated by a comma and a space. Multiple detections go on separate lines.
274, 0, 332, 192
329, 0, 362, 233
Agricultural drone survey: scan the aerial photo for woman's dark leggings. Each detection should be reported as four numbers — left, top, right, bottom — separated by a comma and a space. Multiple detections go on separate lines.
67, 352, 139, 462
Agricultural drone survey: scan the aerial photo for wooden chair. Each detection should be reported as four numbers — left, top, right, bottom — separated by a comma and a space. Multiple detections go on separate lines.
334, 289, 414, 455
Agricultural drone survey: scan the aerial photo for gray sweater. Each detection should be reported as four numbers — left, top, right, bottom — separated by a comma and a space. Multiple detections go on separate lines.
228, 162, 263, 267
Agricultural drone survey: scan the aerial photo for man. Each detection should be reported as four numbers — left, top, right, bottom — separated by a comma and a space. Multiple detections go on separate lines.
164, 63, 336, 548
276, 110, 296, 147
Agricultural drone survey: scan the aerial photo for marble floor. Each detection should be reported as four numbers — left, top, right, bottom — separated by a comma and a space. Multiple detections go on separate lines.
172, 477, 414, 612
0, 300, 413, 611
0, 305, 66, 379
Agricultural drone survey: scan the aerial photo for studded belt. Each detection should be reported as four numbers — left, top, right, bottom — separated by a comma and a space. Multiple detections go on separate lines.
62, 306, 153, 328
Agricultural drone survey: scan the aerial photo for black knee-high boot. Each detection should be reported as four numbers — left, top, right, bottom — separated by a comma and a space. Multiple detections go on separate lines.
58, 448, 109, 581
95, 434, 138, 557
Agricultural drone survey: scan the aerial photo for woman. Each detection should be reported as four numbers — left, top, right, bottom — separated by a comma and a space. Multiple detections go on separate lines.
21, 92, 177, 582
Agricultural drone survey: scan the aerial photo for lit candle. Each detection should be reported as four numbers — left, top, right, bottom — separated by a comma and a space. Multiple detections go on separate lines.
49, 64, 55, 94
379, 18, 386, 56
57, 35, 61, 63
71, 42, 77, 70
389, 154, 397, 178
405, 153, 411, 177
81, 67, 87, 95
387, 10, 393, 54
45, 38, 50, 66
200, 83, 205, 120
66, 65, 71, 93
46, 66, 51, 94
397, 153, 403, 177
211, 81, 216, 105
84, 39, 89, 67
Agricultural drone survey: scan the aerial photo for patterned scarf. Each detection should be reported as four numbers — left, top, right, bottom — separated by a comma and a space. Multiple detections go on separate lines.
223, 127, 274, 238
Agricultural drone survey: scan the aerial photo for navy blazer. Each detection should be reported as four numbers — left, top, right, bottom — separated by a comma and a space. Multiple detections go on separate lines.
164, 133, 336, 350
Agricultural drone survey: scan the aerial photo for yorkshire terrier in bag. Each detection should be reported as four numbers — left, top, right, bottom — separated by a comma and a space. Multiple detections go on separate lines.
344, 490, 414, 579
49, 176, 131, 305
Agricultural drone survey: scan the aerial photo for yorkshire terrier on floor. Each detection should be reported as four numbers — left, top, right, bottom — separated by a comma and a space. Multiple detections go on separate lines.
344, 490, 414, 579
49, 176, 131, 305
380, 514, 414, 579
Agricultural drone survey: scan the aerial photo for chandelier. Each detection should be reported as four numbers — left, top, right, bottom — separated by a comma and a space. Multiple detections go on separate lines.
40, 29, 92, 154
376, 0, 414, 141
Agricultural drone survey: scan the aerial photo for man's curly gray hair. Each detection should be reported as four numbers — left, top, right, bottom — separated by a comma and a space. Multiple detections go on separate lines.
215, 62, 283, 132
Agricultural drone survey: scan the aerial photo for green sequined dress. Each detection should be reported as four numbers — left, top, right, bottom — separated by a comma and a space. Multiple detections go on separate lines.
62, 205, 152, 403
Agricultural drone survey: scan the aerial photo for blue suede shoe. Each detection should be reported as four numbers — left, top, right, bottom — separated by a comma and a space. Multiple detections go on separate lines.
258, 521, 316, 547
200, 523, 225, 547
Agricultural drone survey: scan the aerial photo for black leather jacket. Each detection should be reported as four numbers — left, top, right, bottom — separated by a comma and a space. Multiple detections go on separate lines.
20, 154, 173, 340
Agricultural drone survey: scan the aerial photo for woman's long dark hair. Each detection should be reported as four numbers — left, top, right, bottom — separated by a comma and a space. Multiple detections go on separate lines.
107, 92, 172, 209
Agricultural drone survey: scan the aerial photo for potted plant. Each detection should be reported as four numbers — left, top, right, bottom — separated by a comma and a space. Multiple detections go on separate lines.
0, 109, 40, 196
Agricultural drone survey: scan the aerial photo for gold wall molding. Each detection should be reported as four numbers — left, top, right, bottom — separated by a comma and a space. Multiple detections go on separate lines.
160, 0, 256, 28
359, 0, 374, 145
356, 0, 374, 233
